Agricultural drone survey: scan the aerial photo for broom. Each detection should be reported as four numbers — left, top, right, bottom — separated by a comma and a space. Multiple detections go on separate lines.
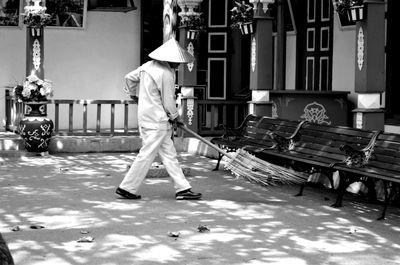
178, 123, 308, 187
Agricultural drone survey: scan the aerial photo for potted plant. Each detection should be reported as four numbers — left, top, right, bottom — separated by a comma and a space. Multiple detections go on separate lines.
335, 0, 364, 22
230, 1, 254, 35
21, 2, 52, 36
180, 14, 206, 40
10, 73, 54, 153
12, 74, 53, 104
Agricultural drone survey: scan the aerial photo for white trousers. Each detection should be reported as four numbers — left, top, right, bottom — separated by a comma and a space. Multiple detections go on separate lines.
119, 126, 191, 194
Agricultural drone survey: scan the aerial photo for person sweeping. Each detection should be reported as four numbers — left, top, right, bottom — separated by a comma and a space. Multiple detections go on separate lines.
116, 38, 202, 200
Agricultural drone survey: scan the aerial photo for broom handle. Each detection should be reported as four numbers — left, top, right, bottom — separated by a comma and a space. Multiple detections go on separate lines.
178, 123, 238, 161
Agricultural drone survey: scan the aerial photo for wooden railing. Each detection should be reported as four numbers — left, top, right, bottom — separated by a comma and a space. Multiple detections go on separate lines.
197, 99, 248, 135
5, 90, 248, 137
5, 90, 139, 136
48, 99, 139, 136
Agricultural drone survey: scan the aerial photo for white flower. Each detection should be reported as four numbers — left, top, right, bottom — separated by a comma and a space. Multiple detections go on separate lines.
27, 74, 39, 83
22, 87, 31, 98
40, 80, 53, 97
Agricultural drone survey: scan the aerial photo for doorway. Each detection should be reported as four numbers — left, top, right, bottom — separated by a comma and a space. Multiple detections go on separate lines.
385, 0, 400, 125
296, 0, 333, 91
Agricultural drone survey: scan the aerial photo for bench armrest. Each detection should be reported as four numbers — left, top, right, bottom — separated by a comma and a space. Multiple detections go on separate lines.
330, 130, 382, 168
267, 120, 308, 151
221, 114, 257, 140
222, 125, 244, 140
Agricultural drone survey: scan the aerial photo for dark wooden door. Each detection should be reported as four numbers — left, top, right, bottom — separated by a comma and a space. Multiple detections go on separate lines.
297, 0, 333, 91
385, 0, 400, 124
141, 0, 163, 64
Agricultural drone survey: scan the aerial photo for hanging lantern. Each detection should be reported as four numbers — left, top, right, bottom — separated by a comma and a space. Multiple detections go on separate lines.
186, 29, 199, 40
240, 22, 254, 35
347, 5, 364, 22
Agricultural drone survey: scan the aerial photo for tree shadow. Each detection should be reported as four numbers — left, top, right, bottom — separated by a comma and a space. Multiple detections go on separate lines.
0, 153, 399, 265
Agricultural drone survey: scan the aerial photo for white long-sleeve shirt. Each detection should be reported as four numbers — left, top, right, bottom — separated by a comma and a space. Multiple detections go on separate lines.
124, 60, 179, 130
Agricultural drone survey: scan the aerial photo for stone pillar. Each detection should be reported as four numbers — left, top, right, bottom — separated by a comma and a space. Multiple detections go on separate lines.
247, 1, 274, 116
352, 0, 385, 130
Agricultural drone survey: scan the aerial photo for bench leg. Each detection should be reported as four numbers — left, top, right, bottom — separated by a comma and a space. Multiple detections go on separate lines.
378, 181, 390, 221
294, 167, 332, 197
213, 152, 224, 171
295, 183, 306, 196
364, 177, 378, 204
326, 171, 336, 191
331, 172, 352, 208
377, 181, 399, 221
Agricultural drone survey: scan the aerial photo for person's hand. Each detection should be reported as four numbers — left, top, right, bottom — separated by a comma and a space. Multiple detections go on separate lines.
130, 95, 138, 103
169, 116, 184, 128
174, 116, 184, 127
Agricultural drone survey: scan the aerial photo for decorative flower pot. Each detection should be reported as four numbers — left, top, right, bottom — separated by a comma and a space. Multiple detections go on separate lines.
187, 29, 199, 40
19, 102, 54, 153
347, 5, 364, 22
239, 22, 254, 35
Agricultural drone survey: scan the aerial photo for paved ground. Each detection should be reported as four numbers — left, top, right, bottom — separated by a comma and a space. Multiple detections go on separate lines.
0, 153, 400, 265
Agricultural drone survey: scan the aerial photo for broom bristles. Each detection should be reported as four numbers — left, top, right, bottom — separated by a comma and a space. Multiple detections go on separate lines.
222, 149, 308, 187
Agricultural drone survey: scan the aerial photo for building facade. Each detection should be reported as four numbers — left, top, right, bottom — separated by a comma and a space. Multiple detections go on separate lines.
0, 0, 398, 134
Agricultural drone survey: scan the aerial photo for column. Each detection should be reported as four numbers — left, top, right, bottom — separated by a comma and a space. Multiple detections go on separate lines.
178, 26, 198, 86
275, 0, 286, 90
26, 27, 45, 79
25, 0, 46, 79
352, 0, 385, 130
176, 0, 203, 135
247, 1, 274, 116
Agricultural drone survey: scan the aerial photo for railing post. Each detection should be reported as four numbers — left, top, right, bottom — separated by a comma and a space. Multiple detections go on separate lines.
69, 103, 74, 133
110, 103, 115, 135
96, 104, 101, 134
5, 90, 11, 131
54, 103, 59, 134
83, 103, 88, 133
124, 103, 129, 134
178, 96, 198, 137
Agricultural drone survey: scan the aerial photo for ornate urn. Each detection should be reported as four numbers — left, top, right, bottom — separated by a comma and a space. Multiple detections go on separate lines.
19, 102, 54, 153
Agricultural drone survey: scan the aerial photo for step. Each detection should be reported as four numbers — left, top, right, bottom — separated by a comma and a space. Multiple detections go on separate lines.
0, 132, 219, 159
0, 133, 25, 151
0, 133, 142, 156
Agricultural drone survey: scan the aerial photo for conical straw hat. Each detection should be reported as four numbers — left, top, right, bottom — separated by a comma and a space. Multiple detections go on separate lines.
149, 38, 195, 63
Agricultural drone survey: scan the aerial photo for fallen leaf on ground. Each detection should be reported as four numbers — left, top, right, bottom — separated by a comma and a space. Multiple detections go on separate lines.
197, 225, 210, 233
77, 236, 95, 243
11, 226, 20, 232
167, 231, 180, 237
30, 225, 45, 229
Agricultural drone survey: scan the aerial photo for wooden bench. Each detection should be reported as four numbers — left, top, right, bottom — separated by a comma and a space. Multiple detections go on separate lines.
211, 115, 400, 220
330, 131, 400, 220
210, 114, 306, 170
